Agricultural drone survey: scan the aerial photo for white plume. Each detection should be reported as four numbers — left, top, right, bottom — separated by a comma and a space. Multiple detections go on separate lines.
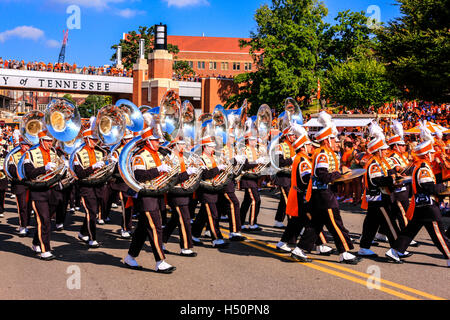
290, 121, 307, 137
391, 120, 404, 139
368, 121, 385, 140
419, 121, 434, 142
435, 129, 443, 139
317, 111, 333, 128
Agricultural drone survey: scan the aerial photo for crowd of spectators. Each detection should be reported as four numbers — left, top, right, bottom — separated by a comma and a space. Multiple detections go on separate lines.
0, 57, 132, 77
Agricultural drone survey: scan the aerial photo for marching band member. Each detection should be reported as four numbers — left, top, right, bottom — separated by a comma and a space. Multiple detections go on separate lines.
162, 137, 199, 256
72, 126, 109, 248
0, 142, 8, 218
108, 129, 134, 238
8, 137, 32, 237
277, 125, 333, 257
357, 122, 406, 258
239, 131, 265, 231
385, 123, 450, 267
297, 111, 360, 264
273, 127, 297, 229
191, 136, 229, 248
218, 133, 246, 241
123, 123, 176, 273
23, 130, 60, 260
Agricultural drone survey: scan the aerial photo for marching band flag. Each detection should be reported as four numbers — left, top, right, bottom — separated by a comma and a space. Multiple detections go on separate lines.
317, 78, 321, 100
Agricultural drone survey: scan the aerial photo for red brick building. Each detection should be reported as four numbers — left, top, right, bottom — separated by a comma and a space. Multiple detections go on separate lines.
167, 35, 257, 79
128, 33, 259, 113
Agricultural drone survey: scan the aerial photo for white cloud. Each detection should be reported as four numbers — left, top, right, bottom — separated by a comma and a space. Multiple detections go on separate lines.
46, 39, 61, 48
116, 8, 145, 18
0, 25, 44, 42
163, 0, 209, 8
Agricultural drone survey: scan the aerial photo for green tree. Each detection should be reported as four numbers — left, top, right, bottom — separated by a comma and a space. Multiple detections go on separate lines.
173, 60, 194, 78
78, 95, 112, 118
229, 0, 328, 114
323, 55, 397, 109
110, 25, 191, 77
62, 94, 76, 105
376, 0, 450, 102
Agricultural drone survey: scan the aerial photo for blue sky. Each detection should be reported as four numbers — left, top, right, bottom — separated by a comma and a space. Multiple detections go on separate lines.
0, 0, 401, 67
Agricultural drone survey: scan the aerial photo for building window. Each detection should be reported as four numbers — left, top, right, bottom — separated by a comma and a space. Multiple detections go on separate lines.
244, 62, 252, 71
188, 61, 193, 68
233, 62, 240, 71
209, 61, 217, 70
197, 61, 205, 69
221, 62, 229, 71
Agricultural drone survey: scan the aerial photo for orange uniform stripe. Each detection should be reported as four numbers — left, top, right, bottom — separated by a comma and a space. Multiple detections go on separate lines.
328, 209, 350, 252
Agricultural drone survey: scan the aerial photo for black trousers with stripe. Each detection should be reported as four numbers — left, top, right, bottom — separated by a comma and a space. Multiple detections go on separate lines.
16, 191, 31, 228
395, 204, 450, 259
218, 192, 241, 233
163, 204, 193, 250
128, 209, 166, 262
0, 190, 5, 214
31, 200, 52, 253
298, 207, 354, 254
192, 199, 223, 240
360, 202, 400, 249
240, 187, 261, 226
80, 196, 98, 241
275, 186, 290, 223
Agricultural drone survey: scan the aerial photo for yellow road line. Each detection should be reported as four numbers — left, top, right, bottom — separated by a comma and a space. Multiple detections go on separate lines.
221, 229, 446, 300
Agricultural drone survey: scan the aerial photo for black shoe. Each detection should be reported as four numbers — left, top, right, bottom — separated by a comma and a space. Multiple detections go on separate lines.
341, 257, 362, 265
77, 234, 89, 243
212, 242, 229, 249
247, 226, 262, 232
291, 252, 312, 262
88, 242, 101, 248
123, 262, 143, 270
317, 248, 337, 256
56, 226, 64, 232
156, 266, 176, 274
398, 252, 413, 258
385, 252, 403, 264
40, 254, 56, 261
229, 235, 246, 242
180, 251, 197, 257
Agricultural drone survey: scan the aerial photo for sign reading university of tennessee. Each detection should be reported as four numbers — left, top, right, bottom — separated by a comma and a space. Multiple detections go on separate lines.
0, 69, 133, 94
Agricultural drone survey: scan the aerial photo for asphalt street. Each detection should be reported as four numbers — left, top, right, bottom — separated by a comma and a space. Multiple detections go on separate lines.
0, 189, 449, 300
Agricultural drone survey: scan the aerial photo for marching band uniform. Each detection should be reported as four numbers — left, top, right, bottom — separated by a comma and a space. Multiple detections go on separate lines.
218, 137, 246, 241
277, 128, 332, 257
273, 129, 296, 228
123, 126, 176, 273
239, 134, 264, 231
191, 136, 228, 248
108, 131, 134, 238
385, 125, 450, 267
72, 129, 109, 248
0, 147, 8, 218
162, 137, 198, 256
297, 112, 360, 264
8, 138, 33, 237
358, 126, 404, 257
23, 130, 59, 260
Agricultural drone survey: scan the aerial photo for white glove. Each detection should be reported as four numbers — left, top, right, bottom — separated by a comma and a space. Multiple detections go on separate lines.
186, 167, 199, 175
64, 160, 69, 167
110, 156, 118, 164
157, 164, 170, 173
92, 161, 105, 169
234, 155, 246, 164
255, 157, 266, 165
45, 162, 57, 171
218, 164, 227, 171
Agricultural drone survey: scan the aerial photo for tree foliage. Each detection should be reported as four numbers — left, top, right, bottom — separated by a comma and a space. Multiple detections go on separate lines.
231, 0, 328, 113
323, 55, 397, 109
110, 26, 192, 77
78, 95, 112, 118
376, 0, 450, 102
